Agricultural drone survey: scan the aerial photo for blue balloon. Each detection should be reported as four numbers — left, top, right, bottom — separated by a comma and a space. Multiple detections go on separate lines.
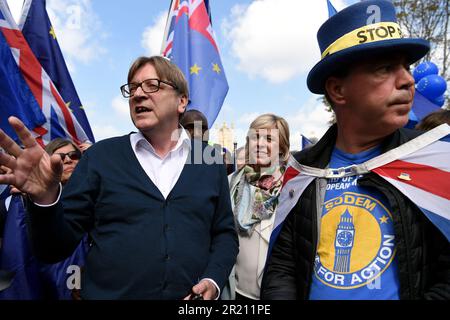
416, 74, 447, 100
431, 95, 446, 107
413, 61, 439, 83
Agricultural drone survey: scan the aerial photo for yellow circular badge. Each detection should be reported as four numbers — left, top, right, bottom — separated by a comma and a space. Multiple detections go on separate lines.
314, 192, 396, 289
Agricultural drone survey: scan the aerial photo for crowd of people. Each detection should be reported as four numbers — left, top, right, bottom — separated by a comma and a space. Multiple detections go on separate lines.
0, 0, 449, 300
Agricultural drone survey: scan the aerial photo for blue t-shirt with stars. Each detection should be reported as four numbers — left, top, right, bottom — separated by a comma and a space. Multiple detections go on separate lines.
309, 146, 400, 300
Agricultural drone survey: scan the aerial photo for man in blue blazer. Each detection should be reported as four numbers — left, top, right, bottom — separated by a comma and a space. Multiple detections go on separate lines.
0, 56, 238, 300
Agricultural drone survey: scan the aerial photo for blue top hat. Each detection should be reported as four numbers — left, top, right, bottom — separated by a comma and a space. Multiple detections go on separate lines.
307, 0, 430, 94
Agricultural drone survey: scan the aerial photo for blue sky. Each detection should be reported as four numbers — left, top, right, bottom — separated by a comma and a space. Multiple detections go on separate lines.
7, 0, 357, 149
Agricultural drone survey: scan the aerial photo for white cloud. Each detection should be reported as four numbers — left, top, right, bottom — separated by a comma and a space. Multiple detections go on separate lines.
141, 12, 167, 56
237, 112, 261, 125
288, 96, 333, 150
222, 0, 349, 83
112, 95, 130, 117
5, 0, 107, 72
90, 124, 123, 142
45, 0, 107, 72
81, 97, 135, 142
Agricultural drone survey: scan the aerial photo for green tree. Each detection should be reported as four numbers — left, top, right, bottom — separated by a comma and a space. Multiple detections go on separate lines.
395, 0, 450, 108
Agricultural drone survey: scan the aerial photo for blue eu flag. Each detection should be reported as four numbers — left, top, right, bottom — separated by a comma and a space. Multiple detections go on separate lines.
20, 0, 95, 142
162, 0, 229, 128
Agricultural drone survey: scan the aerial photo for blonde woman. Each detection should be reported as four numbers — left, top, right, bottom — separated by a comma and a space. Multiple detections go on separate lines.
229, 113, 291, 300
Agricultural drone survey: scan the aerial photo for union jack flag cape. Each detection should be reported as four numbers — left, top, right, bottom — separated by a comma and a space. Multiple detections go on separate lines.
270, 123, 450, 254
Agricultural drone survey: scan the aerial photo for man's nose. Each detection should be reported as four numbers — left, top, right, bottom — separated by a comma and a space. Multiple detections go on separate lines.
397, 65, 415, 90
132, 85, 148, 100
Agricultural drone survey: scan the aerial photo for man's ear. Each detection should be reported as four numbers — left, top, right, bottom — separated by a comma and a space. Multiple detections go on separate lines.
178, 95, 188, 114
325, 77, 346, 107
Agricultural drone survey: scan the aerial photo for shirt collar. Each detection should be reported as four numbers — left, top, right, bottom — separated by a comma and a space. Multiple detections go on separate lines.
130, 127, 191, 157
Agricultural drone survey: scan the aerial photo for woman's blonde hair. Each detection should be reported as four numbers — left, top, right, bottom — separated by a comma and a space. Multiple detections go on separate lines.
245, 113, 290, 165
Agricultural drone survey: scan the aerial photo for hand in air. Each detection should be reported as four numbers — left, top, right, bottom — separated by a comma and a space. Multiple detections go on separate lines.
0, 117, 63, 204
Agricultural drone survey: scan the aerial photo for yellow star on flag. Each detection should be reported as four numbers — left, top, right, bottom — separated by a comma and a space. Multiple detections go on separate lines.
212, 63, 221, 74
380, 216, 389, 224
49, 26, 57, 40
190, 64, 202, 75
66, 101, 73, 112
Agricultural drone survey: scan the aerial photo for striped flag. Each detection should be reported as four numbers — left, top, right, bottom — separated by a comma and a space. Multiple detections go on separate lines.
269, 124, 450, 254
0, 0, 90, 146
18, 0, 95, 143
161, 0, 229, 128
372, 131, 450, 241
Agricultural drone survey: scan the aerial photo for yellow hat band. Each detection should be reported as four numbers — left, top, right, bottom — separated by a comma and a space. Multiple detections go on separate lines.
321, 22, 404, 59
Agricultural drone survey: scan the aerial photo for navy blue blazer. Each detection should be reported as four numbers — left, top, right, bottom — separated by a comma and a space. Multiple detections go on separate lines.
27, 134, 238, 299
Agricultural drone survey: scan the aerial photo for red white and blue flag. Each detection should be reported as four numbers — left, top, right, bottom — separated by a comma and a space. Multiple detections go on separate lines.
0, 0, 90, 146
161, 0, 228, 128
18, 0, 95, 143
270, 124, 450, 255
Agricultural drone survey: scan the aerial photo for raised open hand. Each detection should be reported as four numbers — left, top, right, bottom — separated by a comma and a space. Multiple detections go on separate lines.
0, 117, 63, 204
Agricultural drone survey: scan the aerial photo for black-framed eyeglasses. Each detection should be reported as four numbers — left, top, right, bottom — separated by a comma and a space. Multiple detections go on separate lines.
120, 78, 178, 98
55, 150, 82, 162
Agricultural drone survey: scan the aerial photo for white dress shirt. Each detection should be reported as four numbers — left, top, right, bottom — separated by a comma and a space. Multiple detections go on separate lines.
130, 129, 191, 199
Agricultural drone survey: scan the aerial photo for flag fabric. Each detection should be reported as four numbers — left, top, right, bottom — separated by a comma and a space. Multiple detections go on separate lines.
327, 0, 338, 17
268, 164, 315, 256
0, 0, 90, 146
371, 130, 450, 241
301, 134, 313, 150
269, 124, 450, 255
0, 23, 45, 143
406, 91, 442, 129
0, 193, 88, 300
0, 195, 44, 299
18, 0, 95, 143
161, 0, 229, 128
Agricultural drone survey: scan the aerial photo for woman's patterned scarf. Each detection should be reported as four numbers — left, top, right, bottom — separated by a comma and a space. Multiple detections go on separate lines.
232, 165, 285, 236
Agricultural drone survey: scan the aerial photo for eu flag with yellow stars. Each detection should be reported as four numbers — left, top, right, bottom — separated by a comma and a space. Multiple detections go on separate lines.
162, 0, 229, 128
19, 0, 95, 142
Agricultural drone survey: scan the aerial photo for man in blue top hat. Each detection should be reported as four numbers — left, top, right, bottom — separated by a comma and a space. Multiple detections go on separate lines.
262, 0, 450, 300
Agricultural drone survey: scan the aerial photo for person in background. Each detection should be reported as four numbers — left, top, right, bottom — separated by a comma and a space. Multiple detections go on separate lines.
40, 138, 89, 300
180, 109, 209, 142
228, 113, 291, 300
234, 147, 246, 172
415, 109, 450, 131
44, 138, 83, 185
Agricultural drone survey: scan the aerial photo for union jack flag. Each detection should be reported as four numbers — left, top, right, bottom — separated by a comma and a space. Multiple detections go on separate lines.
0, 1, 90, 146
161, 0, 228, 128
269, 124, 450, 256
